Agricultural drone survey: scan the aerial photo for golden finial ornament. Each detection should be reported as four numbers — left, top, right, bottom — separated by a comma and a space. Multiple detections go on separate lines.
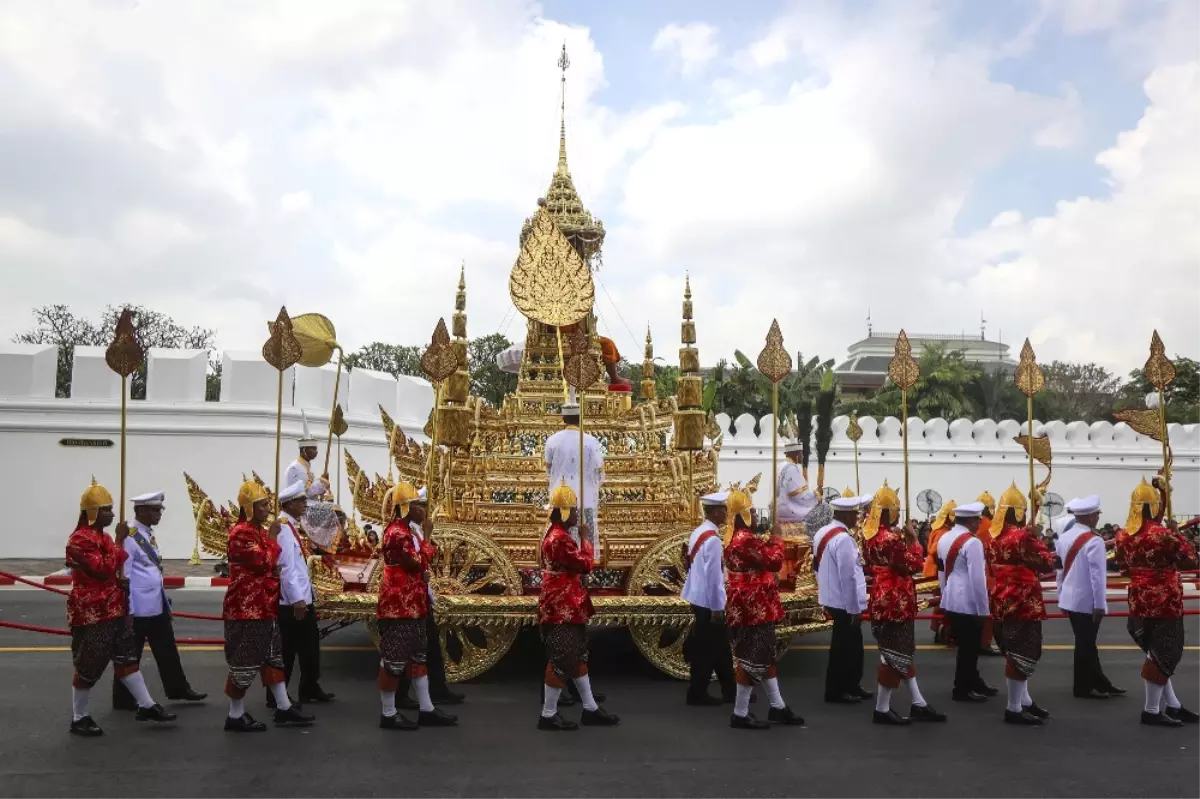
262, 307, 303, 508
330, 404, 348, 438
887, 329, 920, 521
641, 326, 656, 401
420, 319, 459, 384
562, 327, 602, 392
1144, 330, 1176, 391
756, 319, 792, 524
508, 206, 594, 328
1012, 338, 1046, 516
847, 411, 863, 495
674, 276, 705, 520
104, 308, 145, 523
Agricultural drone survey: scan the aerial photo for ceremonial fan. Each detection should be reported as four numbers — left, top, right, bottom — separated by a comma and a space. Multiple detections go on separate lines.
822, 487, 842, 503
916, 489, 943, 521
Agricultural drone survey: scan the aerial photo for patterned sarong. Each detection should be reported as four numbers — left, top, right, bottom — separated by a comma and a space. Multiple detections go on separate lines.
1129, 615, 1185, 685
223, 618, 284, 696
71, 617, 139, 688
995, 620, 1042, 680
379, 618, 428, 679
729, 623, 776, 685
541, 623, 589, 687
871, 619, 915, 688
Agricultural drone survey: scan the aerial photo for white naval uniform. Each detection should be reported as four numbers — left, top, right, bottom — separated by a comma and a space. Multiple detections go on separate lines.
1055, 523, 1109, 614
776, 461, 817, 523
544, 426, 604, 549
124, 520, 166, 617
278, 512, 314, 607
284, 457, 329, 500
936, 525, 990, 616
680, 520, 725, 612
811, 521, 867, 614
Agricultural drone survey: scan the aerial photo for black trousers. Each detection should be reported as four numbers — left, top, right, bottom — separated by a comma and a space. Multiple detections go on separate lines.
824, 607, 864, 700
687, 606, 735, 700
1067, 611, 1114, 695
112, 613, 191, 707
946, 612, 985, 696
279, 604, 321, 696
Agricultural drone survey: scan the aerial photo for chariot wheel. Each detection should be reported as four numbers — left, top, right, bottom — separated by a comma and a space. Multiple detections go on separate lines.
427, 523, 522, 683
627, 528, 693, 680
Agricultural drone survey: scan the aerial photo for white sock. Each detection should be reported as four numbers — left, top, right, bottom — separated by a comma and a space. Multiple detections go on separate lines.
765, 677, 786, 710
119, 671, 155, 709
733, 683, 753, 718
906, 677, 926, 708
875, 684, 892, 713
269, 681, 291, 711
1021, 681, 1033, 709
1006, 678, 1025, 713
1144, 680, 1164, 714
542, 685, 561, 718
413, 675, 435, 712
1164, 678, 1181, 710
380, 690, 397, 718
72, 686, 90, 722
573, 674, 599, 712
228, 697, 245, 719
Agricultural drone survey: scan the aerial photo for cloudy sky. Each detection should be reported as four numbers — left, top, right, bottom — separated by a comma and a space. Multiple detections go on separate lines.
0, 0, 1196, 374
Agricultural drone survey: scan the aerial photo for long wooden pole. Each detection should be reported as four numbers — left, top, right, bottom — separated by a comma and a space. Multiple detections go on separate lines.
901, 389, 910, 523
428, 382, 442, 514
1027, 395, 1036, 516
853, 440, 860, 496
273, 369, 284, 511
119, 376, 128, 523
323, 348, 343, 476
771, 384, 779, 523
1159, 388, 1172, 519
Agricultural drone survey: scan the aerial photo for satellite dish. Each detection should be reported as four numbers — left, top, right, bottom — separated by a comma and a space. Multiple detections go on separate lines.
1042, 492, 1065, 518
916, 489, 942, 518
822, 487, 842, 503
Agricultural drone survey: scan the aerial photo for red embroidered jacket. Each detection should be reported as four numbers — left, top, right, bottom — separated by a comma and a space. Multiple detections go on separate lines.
864, 527, 923, 622
725, 529, 785, 628
538, 522, 595, 625
990, 524, 1054, 621
222, 521, 282, 621
1115, 524, 1198, 618
66, 526, 128, 627
378, 520, 432, 620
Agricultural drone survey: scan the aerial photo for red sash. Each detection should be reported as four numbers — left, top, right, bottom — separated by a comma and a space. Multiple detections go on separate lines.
944, 532, 971, 577
688, 530, 718, 566
284, 520, 311, 558
813, 529, 844, 573
1062, 532, 1097, 579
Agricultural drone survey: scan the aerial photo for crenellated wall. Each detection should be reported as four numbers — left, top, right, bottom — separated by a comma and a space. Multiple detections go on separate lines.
0, 343, 1194, 559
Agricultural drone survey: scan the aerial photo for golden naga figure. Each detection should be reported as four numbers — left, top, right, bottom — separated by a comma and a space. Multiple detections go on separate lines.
187, 48, 825, 681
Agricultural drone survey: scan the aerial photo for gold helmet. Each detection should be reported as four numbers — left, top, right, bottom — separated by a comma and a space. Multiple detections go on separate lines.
863, 479, 900, 540
932, 499, 956, 531
977, 490, 996, 516
79, 477, 114, 525
382, 481, 419, 520
547, 480, 578, 521
1125, 478, 1161, 536
237, 479, 270, 518
726, 490, 753, 528
990, 482, 1027, 537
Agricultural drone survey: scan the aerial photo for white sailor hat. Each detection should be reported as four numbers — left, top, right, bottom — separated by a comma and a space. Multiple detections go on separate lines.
561, 402, 581, 417
279, 480, 308, 503
830, 496, 867, 511
1067, 495, 1100, 516
783, 440, 804, 454
955, 501, 986, 518
700, 491, 729, 506
131, 491, 165, 508
298, 410, 318, 447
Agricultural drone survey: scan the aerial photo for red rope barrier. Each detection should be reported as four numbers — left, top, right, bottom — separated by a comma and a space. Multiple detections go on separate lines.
0, 571, 71, 596
0, 619, 70, 636
171, 611, 223, 621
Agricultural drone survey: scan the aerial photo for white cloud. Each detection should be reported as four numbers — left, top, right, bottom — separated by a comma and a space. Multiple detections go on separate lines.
652, 22, 719, 77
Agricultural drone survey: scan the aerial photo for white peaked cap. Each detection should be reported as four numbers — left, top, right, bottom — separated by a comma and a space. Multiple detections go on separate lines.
279, 480, 308, 503
131, 491, 165, 508
955, 502, 985, 518
298, 410, 317, 446
1067, 495, 1101, 515
700, 491, 730, 506
830, 496, 866, 510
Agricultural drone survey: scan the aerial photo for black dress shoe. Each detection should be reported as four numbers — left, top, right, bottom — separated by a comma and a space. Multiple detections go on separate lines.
538, 712, 579, 731
1075, 688, 1111, 699
581, 707, 620, 726
909, 704, 947, 722
379, 713, 418, 730
952, 691, 988, 703
70, 716, 103, 737
976, 682, 1000, 697
135, 704, 177, 723
1102, 685, 1127, 696
1166, 706, 1200, 724
730, 713, 770, 729
825, 693, 862, 704
854, 686, 875, 700
873, 709, 911, 725
979, 646, 1003, 657
686, 692, 724, 707
1024, 703, 1051, 720
1141, 710, 1183, 727
274, 706, 315, 727
1004, 709, 1043, 725
299, 688, 336, 703
167, 688, 208, 702
224, 713, 267, 732
431, 689, 465, 706
419, 708, 459, 727
767, 706, 805, 725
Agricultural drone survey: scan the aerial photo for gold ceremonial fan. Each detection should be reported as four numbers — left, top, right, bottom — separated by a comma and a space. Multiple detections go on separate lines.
509, 205, 594, 327
289, 313, 340, 368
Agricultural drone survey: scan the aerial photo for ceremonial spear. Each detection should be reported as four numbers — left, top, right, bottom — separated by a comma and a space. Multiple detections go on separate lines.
419, 318, 459, 513
262, 308, 303, 510
1013, 340, 1047, 516
1115, 331, 1178, 519
104, 309, 145, 525
757, 320, 792, 524
887, 331, 920, 522
847, 411, 863, 496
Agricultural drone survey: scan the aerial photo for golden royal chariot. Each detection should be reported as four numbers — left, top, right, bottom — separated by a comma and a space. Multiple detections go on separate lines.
185, 90, 827, 682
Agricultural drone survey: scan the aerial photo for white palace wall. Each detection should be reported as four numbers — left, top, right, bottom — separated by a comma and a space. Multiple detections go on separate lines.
0, 344, 1195, 559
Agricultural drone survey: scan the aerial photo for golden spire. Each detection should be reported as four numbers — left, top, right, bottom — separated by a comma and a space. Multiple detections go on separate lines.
641, 325, 656, 401
674, 276, 704, 450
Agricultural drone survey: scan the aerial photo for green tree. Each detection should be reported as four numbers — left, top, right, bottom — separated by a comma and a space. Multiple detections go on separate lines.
966, 367, 1025, 421
1120, 355, 1200, 423
467, 333, 516, 408
343, 342, 423, 378
652, 363, 680, 398
702, 351, 834, 430
1038, 360, 1123, 422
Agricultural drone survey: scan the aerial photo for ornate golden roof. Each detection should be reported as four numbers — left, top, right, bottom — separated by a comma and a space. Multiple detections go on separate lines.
519, 44, 605, 266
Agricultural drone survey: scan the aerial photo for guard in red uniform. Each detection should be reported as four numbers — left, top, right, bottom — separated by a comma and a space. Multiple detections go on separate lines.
377, 482, 457, 730
990, 487, 1056, 726
537, 481, 619, 731
725, 491, 803, 729
863, 482, 945, 725
67, 479, 175, 736
1115, 477, 1199, 727
222, 479, 312, 732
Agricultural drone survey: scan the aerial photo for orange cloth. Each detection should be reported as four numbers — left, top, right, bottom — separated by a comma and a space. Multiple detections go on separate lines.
923, 525, 951, 578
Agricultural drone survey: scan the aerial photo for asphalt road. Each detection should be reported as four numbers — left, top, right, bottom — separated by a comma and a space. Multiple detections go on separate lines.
1, 590, 1197, 798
